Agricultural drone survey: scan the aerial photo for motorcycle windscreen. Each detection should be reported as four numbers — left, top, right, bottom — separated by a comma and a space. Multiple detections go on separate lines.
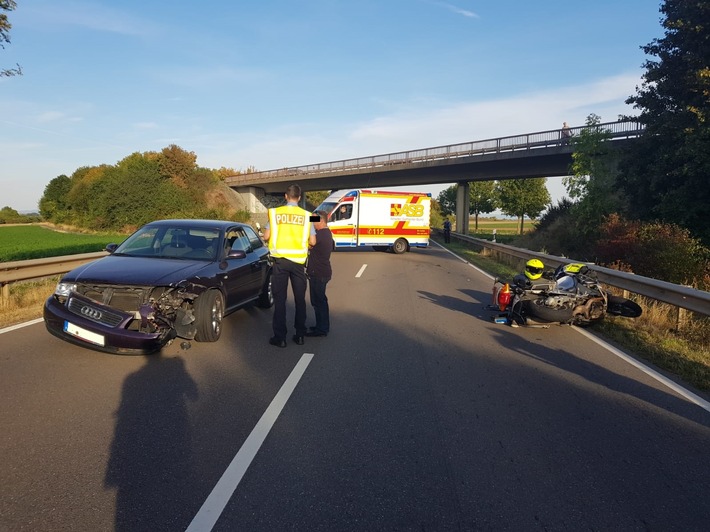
555, 275, 577, 292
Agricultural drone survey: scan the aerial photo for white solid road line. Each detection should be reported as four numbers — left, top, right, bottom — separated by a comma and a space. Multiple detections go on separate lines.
186, 353, 315, 532
355, 264, 367, 278
432, 240, 494, 279
0, 317, 44, 334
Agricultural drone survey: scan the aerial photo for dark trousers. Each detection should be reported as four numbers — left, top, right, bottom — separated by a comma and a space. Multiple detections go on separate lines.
444, 229, 451, 243
272, 258, 307, 339
308, 276, 330, 333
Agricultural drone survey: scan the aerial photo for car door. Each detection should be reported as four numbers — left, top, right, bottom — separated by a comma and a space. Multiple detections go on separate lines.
243, 225, 270, 297
222, 227, 263, 310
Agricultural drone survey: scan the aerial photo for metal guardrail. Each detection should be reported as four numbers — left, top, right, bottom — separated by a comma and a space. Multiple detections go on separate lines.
226, 120, 645, 184
0, 252, 107, 304
443, 231, 710, 317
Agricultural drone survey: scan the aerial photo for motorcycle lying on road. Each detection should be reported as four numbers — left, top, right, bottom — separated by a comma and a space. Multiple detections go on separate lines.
489, 263, 643, 328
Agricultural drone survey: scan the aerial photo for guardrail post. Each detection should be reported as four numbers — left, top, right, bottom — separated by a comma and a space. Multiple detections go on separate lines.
1, 283, 8, 308
676, 307, 689, 331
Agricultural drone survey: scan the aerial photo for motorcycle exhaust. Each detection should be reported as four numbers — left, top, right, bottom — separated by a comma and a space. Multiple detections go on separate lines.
573, 297, 605, 321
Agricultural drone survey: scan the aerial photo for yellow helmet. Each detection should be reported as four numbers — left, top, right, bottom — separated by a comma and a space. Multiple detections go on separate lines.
525, 258, 544, 280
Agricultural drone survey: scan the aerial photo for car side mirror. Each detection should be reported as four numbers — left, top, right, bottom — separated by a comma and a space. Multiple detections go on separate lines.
105, 243, 118, 254
227, 249, 247, 259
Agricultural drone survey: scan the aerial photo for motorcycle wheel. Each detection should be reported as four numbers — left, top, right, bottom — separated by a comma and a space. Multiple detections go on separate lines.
607, 295, 643, 318
524, 300, 573, 324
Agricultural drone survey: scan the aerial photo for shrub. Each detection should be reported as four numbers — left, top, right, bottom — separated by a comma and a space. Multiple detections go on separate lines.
231, 210, 252, 223
595, 214, 710, 288
535, 198, 574, 232
513, 200, 593, 258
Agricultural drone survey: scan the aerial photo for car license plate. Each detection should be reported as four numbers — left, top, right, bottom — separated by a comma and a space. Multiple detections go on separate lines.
64, 321, 105, 347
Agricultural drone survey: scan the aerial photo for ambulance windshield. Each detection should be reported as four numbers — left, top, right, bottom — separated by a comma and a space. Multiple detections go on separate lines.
315, 202, 338, 217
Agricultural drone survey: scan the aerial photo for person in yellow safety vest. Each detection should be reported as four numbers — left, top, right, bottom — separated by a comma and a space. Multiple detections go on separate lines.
262, 184, 316, 348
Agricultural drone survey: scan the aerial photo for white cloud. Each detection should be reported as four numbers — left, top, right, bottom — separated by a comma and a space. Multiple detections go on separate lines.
427, 1, 479, 19
1, 141, 46, 151
151, 65, 270, 89
24, 1, 161, 37
134, 122, 159, 130
347, 72, 643, 149
36, 111, 66, 123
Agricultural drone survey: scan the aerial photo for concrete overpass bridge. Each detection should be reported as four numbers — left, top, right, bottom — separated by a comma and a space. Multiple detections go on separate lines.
225, 120, 644, 232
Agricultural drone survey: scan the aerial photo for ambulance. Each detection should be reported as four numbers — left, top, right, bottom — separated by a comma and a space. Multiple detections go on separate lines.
315, 189, 431, 253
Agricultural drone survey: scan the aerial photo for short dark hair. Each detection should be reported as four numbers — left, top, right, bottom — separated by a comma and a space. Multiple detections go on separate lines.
285, 184, 302, 200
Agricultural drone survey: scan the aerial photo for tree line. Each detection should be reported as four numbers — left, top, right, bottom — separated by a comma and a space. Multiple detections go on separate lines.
38, 145, 249, 231
436, 179, 550, 235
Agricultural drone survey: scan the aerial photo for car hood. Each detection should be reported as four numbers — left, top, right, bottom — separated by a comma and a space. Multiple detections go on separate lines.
63, 255, 213, 285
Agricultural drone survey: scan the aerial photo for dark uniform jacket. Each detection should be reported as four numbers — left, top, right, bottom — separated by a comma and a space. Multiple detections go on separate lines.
307, 227, 333, 279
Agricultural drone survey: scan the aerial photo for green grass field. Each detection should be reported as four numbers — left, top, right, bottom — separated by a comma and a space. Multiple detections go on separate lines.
469, 217, 532, 234
0, 225, 127, 262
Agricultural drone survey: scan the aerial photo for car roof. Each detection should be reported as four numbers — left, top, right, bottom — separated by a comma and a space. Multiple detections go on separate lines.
144, 219, 249, 230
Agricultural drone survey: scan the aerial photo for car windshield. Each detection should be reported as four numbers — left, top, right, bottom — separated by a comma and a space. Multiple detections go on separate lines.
114, 225, 221, 260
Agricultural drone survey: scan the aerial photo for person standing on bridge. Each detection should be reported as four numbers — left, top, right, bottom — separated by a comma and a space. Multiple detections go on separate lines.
262, 184, 316, 348
561, 122, 572, 145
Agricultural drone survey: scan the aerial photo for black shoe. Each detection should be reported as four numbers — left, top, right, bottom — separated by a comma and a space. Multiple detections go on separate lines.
292, 335, 304, 345
305, 330, 327, 337
269, 336, 287, 348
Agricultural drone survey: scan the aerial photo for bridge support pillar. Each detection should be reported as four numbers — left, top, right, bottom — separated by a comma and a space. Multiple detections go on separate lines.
235, 186, 271, 225
456, 182, 470, 235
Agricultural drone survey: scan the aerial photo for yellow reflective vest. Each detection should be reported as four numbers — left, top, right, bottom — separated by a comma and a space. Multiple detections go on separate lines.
267, 204, 312, 264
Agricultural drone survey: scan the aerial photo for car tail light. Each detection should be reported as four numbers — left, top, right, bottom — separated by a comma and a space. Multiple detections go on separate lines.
497, 283, 512, 311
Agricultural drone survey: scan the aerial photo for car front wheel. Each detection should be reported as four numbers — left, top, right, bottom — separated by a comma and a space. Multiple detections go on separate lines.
195, 289, 224, 342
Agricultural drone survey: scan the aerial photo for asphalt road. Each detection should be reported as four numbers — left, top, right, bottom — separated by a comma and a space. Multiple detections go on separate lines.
1, 243, 709, 531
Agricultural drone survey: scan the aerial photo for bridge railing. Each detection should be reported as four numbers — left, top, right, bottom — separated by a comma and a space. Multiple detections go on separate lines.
227, 120, 645, 183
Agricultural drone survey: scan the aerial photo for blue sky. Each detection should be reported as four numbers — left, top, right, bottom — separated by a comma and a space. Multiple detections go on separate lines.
1, 1, 663, 212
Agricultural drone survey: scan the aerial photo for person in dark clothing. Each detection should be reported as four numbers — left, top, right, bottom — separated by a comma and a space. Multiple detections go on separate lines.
305, 210, 333, 337
443, 219, 452, 243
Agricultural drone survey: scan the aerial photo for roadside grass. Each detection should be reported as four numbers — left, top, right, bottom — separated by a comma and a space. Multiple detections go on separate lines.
0, 277, 59, 328
435, 236, 710, 393
469, 218, 527, 235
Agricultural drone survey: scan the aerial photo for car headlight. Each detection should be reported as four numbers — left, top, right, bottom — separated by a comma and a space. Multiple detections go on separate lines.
54, 282, 77, 297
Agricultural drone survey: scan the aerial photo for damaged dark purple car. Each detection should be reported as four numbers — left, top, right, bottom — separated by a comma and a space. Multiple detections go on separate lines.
44, 219, 273, 354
